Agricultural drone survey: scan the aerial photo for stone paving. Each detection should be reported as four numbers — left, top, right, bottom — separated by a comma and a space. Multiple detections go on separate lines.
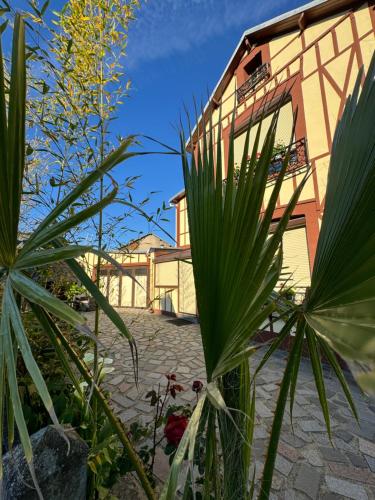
87, 309, 375, 499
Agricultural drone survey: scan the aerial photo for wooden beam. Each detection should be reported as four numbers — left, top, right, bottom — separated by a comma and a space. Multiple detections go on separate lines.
298, 12, 307, 32
212, 97, 220, 109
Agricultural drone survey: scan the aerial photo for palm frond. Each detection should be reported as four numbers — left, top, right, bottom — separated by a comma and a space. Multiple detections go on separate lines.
305, 54, 375, 392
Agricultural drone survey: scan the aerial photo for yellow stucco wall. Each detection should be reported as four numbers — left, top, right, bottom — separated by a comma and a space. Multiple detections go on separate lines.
155, 261, 178, 287
174, 1, 374, 291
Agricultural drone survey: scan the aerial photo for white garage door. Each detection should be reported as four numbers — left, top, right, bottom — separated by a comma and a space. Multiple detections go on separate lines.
282, 226, 311, 297
178, 260, 197, 315
100, 267, 148, 308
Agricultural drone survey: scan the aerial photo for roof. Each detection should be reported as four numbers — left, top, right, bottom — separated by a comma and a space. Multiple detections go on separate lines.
119, 232, 171, 251
170, 0, 360, 204
188, 0, 361, 144
169, 189, 186, 205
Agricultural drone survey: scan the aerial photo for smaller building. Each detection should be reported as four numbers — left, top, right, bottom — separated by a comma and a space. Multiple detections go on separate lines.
84, 233, 173, 309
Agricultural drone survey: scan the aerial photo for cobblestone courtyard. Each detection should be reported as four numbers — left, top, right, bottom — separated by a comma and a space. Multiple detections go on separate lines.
87, 309, 375, 499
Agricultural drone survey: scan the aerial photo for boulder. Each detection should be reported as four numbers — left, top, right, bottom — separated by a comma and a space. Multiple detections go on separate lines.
2, 425, 88, 500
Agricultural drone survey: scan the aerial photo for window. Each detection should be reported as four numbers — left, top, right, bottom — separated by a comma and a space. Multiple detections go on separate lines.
244, 52, 263, 77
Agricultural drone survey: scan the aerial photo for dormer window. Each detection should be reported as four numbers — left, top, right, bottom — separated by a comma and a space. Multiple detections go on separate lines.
244, 52, 263, 76
237, 51, 270, 103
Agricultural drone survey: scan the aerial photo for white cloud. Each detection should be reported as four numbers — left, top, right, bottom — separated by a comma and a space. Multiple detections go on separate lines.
127, 0, 291, 67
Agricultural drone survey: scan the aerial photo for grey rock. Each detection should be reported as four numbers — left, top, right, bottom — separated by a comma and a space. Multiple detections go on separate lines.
294, 464, 321, 499
2, 426, 88, 500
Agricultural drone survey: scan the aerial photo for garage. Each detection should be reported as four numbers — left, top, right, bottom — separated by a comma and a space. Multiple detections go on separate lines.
100, 266, 149, 308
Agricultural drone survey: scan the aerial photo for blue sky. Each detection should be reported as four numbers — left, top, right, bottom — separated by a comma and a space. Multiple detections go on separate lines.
12, 0, 308, 245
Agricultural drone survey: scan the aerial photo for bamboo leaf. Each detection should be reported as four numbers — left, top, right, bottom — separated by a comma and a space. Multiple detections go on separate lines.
14, 245, 92, 269
20, 183, 118, 255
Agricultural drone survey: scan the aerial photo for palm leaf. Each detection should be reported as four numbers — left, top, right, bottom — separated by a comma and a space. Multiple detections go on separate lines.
304, 55, 375, 392
259, 321, 304, 500
0, 301, 43, 499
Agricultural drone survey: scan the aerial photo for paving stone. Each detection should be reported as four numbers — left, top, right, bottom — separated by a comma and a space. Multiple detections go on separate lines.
282, 432, 308, 448
286, 403, 309, 418
254, 426, 268, 439
275, 454, 293, 476
359, 438, 375, 458
256, 401, 273, 417
302, 448, 324, 467
334, 437, 357, 453
328, 462, 375, 485
354, 423, 375, 441
299, 420, 326, 433
336, 429, 354, 443
346, 451, 369, 469
257, 386, 272, 400
295, 395, 310, 406
108, 374, 125, 385
270, 472, 285, 491
364, 455, 375, 472
319, 446, 347, 463
320, 493, 342, 500
325, 475, 368, 500
111, 393, 132, 408
119, 382, 132, 393
278, 441, 300, 462
85, 308, 375, 499
294, 464, 321, 499
119, 408, 138, 422
263, 383, 279, 392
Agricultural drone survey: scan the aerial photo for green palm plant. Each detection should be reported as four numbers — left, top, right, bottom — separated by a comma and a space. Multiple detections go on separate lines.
0, 15, 155, 500
162, 56, 375, 499
259, 56, 375, 499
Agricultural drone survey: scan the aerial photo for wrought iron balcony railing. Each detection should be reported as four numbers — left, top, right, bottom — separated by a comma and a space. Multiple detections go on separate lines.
236, 62, 270, 103
268, 138, 308, 179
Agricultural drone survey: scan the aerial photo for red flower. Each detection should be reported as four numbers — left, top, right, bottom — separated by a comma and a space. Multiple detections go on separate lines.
192, 380, 203, 393
170, 383, 184, 399
166, 373, 177, 381
164, 414, 188, 446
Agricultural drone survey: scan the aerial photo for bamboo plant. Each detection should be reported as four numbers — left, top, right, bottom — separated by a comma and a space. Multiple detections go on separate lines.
0, 15, 155, 500
162, 55, 375, 499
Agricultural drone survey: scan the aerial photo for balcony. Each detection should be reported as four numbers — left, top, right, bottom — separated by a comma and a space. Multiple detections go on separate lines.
236, 62, 270, 103
268, 138, 308, 179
